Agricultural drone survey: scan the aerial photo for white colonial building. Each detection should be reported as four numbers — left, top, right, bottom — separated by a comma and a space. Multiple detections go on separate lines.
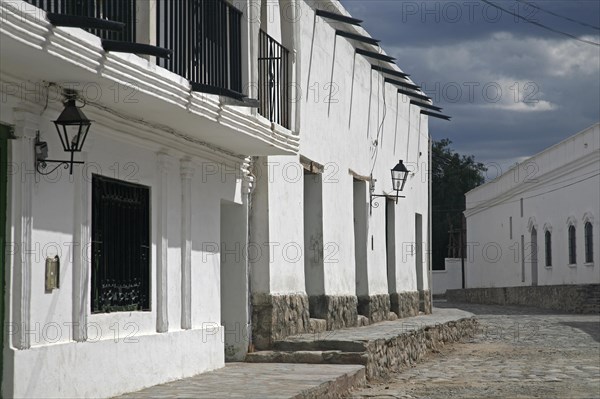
464, 123, 600, 288
248, 0, 444, 349
1, 0, 444, 397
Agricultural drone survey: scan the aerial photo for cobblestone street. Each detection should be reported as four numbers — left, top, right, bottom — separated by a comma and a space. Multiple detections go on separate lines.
350, 302, 600, 399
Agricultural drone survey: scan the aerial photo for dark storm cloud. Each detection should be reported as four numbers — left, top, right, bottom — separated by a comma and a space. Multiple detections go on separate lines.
340, 0, 600, 46
339, 0, 600, 171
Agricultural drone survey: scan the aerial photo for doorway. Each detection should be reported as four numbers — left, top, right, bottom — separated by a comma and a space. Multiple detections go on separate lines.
303, 170, 324, 315
385, 199, 396, 297
220, 201, 248, 361
415, 213, 424, 311
353, 180, 368, 313
0, 125, 9, 390
531, 227, 538, 286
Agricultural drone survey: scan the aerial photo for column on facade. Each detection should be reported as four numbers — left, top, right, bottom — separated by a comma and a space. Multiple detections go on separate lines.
11, 108, 38, 349
180, 159, 194, 330
73, 151, 90, 341
156, 152, 171, 333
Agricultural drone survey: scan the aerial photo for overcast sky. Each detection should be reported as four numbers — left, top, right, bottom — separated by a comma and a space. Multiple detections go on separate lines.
339, 0, 600, 174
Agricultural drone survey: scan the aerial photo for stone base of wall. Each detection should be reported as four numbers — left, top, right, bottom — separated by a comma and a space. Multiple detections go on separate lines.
357, 294, 390, 324
251, 293, 310, 350
420, 289, 432, 314
446, 284, 600, 314
365, 317, 479, 379
390, 291, 419, 318
309, 295, 358, 330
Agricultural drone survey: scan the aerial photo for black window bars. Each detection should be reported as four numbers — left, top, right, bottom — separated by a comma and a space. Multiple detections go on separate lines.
258, 29, 290, 129
91, 175, 150, 313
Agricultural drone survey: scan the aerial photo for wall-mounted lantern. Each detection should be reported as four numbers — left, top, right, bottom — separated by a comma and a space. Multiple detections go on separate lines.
36, 90, 91, 175
370, 160, 409, 213
391, 160, 409, 193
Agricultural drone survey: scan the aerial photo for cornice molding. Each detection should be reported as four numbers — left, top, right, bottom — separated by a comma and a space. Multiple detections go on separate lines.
465, 150, 600, 218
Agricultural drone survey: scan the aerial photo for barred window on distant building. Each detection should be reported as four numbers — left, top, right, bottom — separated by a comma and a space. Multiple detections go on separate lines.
585, 222, 594, 263
545, 230, 552, 267
568, 225, 577, 265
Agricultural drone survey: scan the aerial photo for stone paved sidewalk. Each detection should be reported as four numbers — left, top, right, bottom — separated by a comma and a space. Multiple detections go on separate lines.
115, 307, 474, 398
350, 301, 600, 399
116, 363, 365, 399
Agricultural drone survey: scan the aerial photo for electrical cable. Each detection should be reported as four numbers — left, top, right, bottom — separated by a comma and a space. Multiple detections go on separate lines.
515, 0, 600, 31
480, 0, 600, 47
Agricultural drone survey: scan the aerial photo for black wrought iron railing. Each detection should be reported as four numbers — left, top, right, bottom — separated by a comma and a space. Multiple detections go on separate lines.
156, 0, 244, 98
24, 0, 136, 42
258, 30, 290, 129
26, 0, 247, 99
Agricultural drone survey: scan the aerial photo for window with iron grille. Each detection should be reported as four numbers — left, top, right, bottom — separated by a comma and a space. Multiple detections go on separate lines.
545, 230, 552, 267
92, 175, 150, 313
585, 222, 594, 263
568, 224, 576, 265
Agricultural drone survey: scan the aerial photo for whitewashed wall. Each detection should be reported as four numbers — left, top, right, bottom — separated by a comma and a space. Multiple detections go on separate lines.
432, 259, 463, 295
0, 92, 249, 398
464, 124, 600, 288
252, 0, 431, 299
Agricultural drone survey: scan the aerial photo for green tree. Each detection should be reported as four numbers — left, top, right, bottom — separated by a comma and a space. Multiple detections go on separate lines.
432, 139, 486, 270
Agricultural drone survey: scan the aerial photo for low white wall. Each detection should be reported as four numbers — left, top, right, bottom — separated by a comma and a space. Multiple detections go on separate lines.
7, 326, 224, 398
432, 258, 463, 295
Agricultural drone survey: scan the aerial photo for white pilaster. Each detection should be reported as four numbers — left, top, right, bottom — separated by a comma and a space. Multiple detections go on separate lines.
180, 159, 194, 330
72, 152, 90, 342
156, 152, 171, 333
11, 109, 38, 349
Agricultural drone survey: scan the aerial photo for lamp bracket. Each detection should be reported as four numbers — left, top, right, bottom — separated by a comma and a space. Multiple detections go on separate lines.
36, 159, 85, 175
369, 192, 405, 215
35, 133, 84, 175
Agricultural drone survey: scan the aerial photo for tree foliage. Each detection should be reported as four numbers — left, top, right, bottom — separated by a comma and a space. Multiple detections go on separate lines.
432, 139, 486, 270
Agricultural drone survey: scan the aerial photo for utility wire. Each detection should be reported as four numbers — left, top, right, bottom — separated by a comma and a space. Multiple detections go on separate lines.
480, 0, 600, 47
516, 0, 600, 31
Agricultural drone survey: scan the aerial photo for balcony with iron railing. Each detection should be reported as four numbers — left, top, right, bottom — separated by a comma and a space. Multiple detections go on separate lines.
258, 29, 290, 130
24, 0, 245, 100
24, 0, 137, 42
9, 0, 298, 155
156, 0, 243, 99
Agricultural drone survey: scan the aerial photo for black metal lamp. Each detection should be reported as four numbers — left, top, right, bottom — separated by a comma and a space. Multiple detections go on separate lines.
370, 160, 409, 213
36, 90, 91, 175
391, 160, 409, 195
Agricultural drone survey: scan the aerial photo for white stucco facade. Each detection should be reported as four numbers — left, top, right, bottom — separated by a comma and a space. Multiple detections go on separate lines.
0, 0, 299, 397
464, 123, 600, 288
1, 0, 438, 397
432, 259, 463, 295
249, 0, 432, 330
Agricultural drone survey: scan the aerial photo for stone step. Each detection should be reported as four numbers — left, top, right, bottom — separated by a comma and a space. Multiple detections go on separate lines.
246, 350, 368, 366
269, 308, 478, 380
272, 339, 367, 353
309, 318, 327, 333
